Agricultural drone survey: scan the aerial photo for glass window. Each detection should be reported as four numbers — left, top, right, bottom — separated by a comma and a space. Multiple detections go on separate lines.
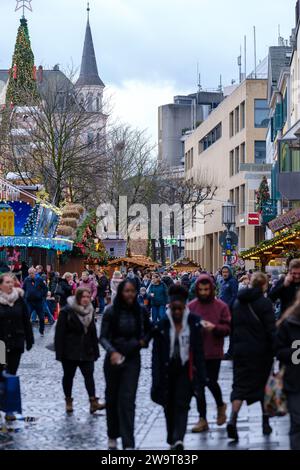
229, 112, 234, 137
254, 141, 266, 164
280, 143, 291, 172
230, 150, 234, 177
235, 107, 240, 133
235, 147, 240, 174
291, 149, 300, 172
240, 101, 245, 129
254, 99, 269, 128
241, 142, 246, 163
241, 185, 246, 213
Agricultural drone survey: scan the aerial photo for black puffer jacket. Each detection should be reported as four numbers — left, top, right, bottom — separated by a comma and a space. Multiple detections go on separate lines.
55, 299, 99, 362
100, 304, 151, 358
56, 278, 73, 307
151, 313, 206, 406
276, 315, 300, 393
269, 277, 300, 317
0, 289, 34, 353
232, 287, 276, 358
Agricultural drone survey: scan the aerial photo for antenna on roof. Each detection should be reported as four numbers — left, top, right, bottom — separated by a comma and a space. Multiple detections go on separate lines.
197, 62, 202, 92
238, 46, 242, 83
244, 35, 247, 78
218, 75, 223, 92
278, 24, 285, 46
253, 26, 257, 79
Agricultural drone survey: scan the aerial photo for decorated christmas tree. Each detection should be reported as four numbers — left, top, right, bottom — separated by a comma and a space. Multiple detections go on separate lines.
6, 17, 39, 107
22, 203, 40, 236
75, 211, 108, 263
255, 176, 270, 213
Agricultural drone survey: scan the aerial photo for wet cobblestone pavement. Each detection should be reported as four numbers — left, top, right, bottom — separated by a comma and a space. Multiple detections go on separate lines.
0, 324, 291, 450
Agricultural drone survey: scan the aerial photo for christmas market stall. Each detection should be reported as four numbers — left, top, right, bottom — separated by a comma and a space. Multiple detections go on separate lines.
240, 208, 300, 270
168, 257, 201, 273
0, 178, 73, 269
107, 256, 160, 276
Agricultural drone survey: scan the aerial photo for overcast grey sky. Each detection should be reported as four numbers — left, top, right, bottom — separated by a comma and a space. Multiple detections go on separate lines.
0, 0, 296, 141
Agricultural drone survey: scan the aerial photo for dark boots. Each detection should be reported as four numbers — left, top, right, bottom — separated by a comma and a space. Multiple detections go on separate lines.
227, 411, 239, 441
65, 397, 74, 413
89, 397, 106, 414
262, 414, 273, 435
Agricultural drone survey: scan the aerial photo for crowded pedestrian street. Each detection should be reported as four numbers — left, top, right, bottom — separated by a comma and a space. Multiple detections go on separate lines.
1, 0, 300, 462
0, 328, 290, 451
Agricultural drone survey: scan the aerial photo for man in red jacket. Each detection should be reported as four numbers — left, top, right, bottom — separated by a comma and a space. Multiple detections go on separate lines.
188, 274, 231, 433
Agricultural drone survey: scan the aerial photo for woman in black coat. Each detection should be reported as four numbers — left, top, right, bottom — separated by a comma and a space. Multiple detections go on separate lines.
56, 273, 73, 307
0, 273, 34, 376
227, 272, 276, 441
100, 279, 151, 451
276, 299, 300, 450
54, 287, 104, 414
151, 285, 206, 451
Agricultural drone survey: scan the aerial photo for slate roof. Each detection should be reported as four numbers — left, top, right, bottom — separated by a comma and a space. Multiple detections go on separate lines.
76, 19, 104, 88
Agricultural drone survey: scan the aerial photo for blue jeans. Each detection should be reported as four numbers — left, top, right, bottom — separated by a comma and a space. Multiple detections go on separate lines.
151, 305, 166, 323
43, 300, 55, 324
98, 295, 106, 314
27, 301, 45, 334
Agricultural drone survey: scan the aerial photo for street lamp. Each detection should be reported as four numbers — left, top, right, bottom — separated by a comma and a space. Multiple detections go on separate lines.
222, 201, 236, 266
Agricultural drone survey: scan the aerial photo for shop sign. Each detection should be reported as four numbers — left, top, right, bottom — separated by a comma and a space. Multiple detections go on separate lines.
268, 208, 300, 233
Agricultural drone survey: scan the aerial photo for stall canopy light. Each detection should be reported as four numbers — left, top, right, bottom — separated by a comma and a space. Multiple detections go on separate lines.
0, 236, 73, 252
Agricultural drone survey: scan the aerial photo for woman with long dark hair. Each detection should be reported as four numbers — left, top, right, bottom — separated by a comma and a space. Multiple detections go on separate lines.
100, 279, 152, 450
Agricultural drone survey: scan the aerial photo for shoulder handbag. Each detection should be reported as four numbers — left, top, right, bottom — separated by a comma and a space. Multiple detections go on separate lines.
264, 365, 288, 417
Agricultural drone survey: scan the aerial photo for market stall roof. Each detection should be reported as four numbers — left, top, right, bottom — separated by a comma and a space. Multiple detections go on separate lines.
240, 224, 300, 262
108, 256, 160, 269
168, 257, 201, 272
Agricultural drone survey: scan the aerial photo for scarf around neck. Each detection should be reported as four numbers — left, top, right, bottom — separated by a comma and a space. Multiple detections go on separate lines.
0, 288, 24, 307
67, 296, 94, 333
166, 307, 191, 366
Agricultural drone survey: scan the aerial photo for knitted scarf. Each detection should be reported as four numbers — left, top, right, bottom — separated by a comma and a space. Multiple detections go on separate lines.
67, 296, 94, 333
0, 288, 24, 307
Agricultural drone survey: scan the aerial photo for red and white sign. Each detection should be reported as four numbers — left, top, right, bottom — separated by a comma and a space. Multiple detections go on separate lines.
223, 254, 238, 265
248, 213, 260, 226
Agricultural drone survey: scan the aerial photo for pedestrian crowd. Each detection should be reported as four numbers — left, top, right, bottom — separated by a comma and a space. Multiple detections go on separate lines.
1, 260, 300, 451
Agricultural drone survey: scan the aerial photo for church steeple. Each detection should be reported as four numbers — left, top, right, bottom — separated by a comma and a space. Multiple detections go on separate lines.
76, 3, 104, 88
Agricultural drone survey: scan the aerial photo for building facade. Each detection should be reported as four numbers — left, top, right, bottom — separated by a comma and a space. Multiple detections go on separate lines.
158, 91, 224, 170
184, 79, 270, 272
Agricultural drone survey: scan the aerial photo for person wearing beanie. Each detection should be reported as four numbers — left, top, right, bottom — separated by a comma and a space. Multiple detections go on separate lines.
188, 274, 231, 433
151, 285, 206, 451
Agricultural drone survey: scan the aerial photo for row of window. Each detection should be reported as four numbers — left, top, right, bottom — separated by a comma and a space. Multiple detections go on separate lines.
229, 99, 269, 138
198, 123, 222, 154
229, 143, 246, 176
185, 147, 194, 171
229, 102, 245, 137
229, 184, 246, 215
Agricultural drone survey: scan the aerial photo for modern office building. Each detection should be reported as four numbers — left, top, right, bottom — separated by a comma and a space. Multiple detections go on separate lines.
184, 77, 271, 272
158, 91, 224, 170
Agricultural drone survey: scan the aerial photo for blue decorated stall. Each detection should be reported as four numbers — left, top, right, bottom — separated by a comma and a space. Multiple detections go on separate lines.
0, 178, 73, 271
